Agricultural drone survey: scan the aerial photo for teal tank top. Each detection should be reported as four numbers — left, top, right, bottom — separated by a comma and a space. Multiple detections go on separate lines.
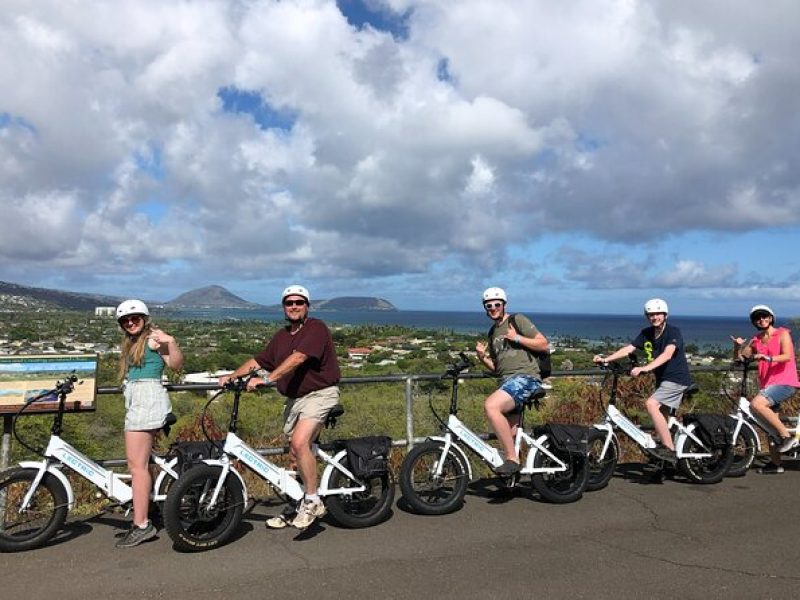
127, 345, 165, 380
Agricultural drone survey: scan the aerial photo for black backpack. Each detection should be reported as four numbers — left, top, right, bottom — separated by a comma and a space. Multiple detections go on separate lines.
490, 314, 552, 379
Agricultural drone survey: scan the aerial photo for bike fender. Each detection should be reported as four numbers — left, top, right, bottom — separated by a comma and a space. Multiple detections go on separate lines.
319, 449, 354, 493
675, 423, 711, 454
427, 436, 473, 480
199, 459, 249, 503
18, 461, 75, 510
730, 418, 762, 451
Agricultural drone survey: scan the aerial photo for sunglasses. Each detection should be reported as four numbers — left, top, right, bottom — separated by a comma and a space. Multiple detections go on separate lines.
119, 315, 143, 326
484, 302, 504, 310
283, 299, 308, 307
752, 314, 772, 321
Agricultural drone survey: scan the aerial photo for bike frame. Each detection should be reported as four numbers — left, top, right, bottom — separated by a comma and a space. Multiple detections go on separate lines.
423, 356, 569, 481
10, 378, 179, 516
17, 437, 179, 511
191, 378, 367, 511
428, 413, 570, 478
197, 432, 366, 508
592, 362, 714, 461
727, 360, 797, 453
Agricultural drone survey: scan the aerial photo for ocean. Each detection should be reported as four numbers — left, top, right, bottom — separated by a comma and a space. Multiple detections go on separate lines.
160, 308, 770, 350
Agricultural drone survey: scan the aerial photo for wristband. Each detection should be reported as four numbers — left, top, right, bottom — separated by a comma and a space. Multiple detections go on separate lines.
514, 335, 521, 344
767, 356, 773, 363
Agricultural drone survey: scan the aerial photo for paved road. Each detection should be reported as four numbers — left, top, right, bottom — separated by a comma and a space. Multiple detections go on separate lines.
2, 461, 799, 600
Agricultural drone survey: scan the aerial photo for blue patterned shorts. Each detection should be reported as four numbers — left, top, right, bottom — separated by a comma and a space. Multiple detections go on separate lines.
499, 375, 543, 410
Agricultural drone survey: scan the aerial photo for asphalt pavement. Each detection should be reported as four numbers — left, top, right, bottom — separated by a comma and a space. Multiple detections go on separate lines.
2, 460, 799, 600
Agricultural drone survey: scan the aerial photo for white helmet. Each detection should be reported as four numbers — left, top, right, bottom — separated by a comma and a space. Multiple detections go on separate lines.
281, 285, 310, 304
644, 298, 669, 315
116, 299, 149, 321
749, 304, 775, 321
482, 287, 507, 304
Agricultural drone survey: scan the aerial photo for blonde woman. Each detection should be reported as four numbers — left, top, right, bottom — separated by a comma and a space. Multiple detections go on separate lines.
115, 299, 183, 548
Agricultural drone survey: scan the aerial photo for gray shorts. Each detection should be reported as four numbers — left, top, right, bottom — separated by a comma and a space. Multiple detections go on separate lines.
652, 380, 689, 409
283, 386, 340, 435
123, 379, 172, 431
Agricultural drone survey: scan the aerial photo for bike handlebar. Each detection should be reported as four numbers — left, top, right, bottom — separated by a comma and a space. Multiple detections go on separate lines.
596, 353, 639, 376
442, 352, 472, 379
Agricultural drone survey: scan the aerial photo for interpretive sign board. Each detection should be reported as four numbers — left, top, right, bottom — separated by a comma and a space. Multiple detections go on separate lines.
0, 354, 98, 414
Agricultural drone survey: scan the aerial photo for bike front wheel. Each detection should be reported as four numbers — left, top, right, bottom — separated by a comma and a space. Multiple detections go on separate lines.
586, 429, 619, 492
677, 425, 735, 484
530, 442, 589, 503
163, 464, 244, 552
399, 442, 468, 515
325, 464, 395, 528
0, 468, 68, 552
727, 425, 758, 477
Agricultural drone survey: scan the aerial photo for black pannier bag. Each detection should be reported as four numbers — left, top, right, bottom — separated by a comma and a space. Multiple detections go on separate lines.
537, 424, 590, 454
684, 414, 734, 448
168, 440, 221, 474
344, 436, 392, 479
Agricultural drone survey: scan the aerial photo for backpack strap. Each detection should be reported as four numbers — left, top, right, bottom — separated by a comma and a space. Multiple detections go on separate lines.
509, 314, 534, 363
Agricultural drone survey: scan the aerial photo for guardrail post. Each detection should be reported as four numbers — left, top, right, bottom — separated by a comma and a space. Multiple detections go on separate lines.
1, 415, 11, 472
405, 376, 414, 450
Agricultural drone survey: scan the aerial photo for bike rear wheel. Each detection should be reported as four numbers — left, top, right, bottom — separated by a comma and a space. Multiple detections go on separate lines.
586, 429, 619, 491
163, 464, 244, 552
530, 442, 589, 503
399, 442, 468, 515
727, 425, 758, 477
677, 424, 734, 484
325, 463, 395, 528
0, 468, 68, 552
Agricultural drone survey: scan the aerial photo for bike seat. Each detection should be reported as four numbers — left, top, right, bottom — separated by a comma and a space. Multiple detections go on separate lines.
162, 412, 177, 437
324, 404, 345, 429
509, 388, 548, 416
682, 384, 700, 398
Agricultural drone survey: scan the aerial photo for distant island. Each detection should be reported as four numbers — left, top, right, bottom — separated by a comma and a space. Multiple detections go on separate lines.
165, 285, 261, 309
0, 280, 397, 313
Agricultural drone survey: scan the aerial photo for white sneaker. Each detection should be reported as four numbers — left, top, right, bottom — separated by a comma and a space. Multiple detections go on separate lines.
266, 505, 297, 529
291, 499, 326, 530
778, 437, 799, 454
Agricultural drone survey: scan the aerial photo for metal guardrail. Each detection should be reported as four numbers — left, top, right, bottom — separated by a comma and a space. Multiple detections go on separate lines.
0, 364, 766, 471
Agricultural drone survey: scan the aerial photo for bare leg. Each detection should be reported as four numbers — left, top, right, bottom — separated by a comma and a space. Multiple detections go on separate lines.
645, 397, 674, 450
751, 394, 790, 440
125, 430, 156, 526
290, 418, 323, 495
485, 390, 518, 462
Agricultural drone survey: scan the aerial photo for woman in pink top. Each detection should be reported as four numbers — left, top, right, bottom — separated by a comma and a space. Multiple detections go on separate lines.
732, 304, 800, 473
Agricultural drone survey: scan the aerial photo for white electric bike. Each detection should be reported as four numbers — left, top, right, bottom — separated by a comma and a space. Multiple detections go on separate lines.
162, 373, 394, 552
399, 353, 591, 514
587, 357, 734, 489
0, 375, 180, 552
724, 358, 800, 477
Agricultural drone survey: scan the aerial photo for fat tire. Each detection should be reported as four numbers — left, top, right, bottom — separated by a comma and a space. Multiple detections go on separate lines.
324, 463, 395, 528
726, 425, 758, 477
530, 441, 589, 504
586, 429, 619, 491
399, 442, 468, 515
678, 424, 735, 484
163, 464, 244, 552
0, 468, 68, 552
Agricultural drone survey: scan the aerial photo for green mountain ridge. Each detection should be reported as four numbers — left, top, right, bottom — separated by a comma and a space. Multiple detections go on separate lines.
0, 281, 397, 312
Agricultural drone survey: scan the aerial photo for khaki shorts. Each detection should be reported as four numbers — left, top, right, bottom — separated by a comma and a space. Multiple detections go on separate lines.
283, 386, 341, 435
123, 379, 172, 431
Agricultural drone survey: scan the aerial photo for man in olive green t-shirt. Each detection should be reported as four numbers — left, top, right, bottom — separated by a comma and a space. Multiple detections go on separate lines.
475, 287, 549, 475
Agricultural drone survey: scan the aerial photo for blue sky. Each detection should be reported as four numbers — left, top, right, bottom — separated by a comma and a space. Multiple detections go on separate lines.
1, 0, 799, 317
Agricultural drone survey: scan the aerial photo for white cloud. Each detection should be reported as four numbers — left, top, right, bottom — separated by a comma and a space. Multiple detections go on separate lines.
0, 0, 798, 306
